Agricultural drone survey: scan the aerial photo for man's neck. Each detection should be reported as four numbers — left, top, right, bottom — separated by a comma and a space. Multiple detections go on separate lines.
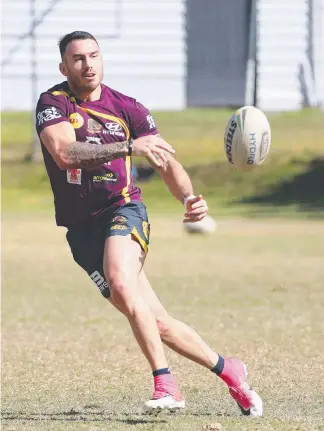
68, 82, 102, 102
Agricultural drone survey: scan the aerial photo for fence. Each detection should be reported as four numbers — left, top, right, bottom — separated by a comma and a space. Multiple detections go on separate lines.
2, 0, 323, 113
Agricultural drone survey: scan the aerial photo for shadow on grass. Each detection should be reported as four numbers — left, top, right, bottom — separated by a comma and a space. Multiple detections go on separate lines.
3, 153, 324, 217
1, 409, 229, 424
235, 157, 324, 213
187, 156, 324, 216
1, 410, 167, 424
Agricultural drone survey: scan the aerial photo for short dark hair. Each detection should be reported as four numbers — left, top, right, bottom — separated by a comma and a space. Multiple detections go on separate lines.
58, 31, 98, 58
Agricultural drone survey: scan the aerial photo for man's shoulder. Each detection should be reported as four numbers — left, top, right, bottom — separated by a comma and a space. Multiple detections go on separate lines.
102, 85, 156, 136
102, 84, 138, 109
38, 81, 75, 103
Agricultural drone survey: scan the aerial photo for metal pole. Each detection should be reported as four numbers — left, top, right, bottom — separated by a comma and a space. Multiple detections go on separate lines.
252, 0, 258, 107
30, 0, 39, 160
244, 0, 257, 107
308, 0, 314, 80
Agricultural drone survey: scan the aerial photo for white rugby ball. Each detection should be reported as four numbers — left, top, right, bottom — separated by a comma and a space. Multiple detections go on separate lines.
184, 215, 217, 235
224, 106, 271, 170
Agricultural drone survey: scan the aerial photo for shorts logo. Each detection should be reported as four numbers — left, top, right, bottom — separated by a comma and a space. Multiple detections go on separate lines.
112, 215, 127, 223
90, 270, 109, 293
67, 168, 82, 185
69, 113, 84, 129
142, 221, 150, 240
111, 224, 127, 230
87, 119, 102, 134
146, 115, 156, 130
37, 107, 62, 125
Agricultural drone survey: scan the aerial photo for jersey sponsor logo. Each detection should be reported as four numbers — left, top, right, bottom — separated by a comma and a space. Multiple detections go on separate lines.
106, 123, 122, 132
104, 122, 125, 137
90, 270, 109, 293
93, 170, 117, 183
86, 136, 102, 145
69, 113, 84, 129
67, 168, 82, 185
111, 224, 127, 230
87, 119, 102, 134
37, 107, 62, 125
146, 114, 156, 130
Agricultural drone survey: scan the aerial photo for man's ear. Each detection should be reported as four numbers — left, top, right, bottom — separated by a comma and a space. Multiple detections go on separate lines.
59, 62, 67, 77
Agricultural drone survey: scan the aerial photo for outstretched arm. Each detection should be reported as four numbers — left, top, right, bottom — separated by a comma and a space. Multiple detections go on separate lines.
40, 122, 175, 170
155, 136, 208, 223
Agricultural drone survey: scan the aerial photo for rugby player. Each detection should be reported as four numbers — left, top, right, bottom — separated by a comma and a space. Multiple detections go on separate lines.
35, 31, 263, 416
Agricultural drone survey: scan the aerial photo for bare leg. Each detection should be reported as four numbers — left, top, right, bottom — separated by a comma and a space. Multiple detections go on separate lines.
138, 270, 219, 369
134, 269, 263, 416
104, 235, 168, 371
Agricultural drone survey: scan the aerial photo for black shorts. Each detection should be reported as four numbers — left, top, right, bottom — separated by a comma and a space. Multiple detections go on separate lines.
66, 201, 150, 298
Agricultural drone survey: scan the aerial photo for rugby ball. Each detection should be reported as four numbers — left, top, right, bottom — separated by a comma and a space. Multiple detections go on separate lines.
184, 215, 217, 235
224, 106, 271, 170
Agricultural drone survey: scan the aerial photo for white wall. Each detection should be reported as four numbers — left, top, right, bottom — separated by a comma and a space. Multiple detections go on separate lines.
313, 0, 324, 107
256, 0, 313, 111
1, 0, 186, 111
2, 0, 323, 112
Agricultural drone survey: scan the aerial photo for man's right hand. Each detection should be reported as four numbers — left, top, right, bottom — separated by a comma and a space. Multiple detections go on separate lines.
132, 135, 175, 168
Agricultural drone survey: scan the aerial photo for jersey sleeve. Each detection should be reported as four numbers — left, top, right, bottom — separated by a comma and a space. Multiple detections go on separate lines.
35, 92, 68, 135
125, 99, 159, 139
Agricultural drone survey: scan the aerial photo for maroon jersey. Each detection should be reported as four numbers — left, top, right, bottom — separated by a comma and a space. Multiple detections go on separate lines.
36, 81, 158, 228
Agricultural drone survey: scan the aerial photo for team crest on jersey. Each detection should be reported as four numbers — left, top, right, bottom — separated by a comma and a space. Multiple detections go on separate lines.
87, 119, 102, 134
69, 113, 84, 129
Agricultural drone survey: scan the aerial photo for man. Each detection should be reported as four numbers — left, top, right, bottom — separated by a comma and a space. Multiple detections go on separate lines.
35, 31, 263, 417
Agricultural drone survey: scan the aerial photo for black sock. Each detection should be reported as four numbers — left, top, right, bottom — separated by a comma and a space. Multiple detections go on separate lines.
210, 355, 225, 375
152, 368, 171, 377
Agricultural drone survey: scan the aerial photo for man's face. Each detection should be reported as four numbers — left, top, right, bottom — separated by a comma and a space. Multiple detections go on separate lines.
60, 39, 103, 93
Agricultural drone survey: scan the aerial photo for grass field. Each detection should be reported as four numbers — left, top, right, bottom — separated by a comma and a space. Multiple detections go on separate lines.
2, 108, 324, 430
2, 214, 324, 431
1, 109, 324, 216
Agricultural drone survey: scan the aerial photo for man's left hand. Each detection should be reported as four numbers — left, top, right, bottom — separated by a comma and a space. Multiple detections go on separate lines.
183, 195, 208, 223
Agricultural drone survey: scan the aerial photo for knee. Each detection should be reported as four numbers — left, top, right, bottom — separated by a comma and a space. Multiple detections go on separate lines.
156, 314, 171, 339
109, 277, 135, 316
